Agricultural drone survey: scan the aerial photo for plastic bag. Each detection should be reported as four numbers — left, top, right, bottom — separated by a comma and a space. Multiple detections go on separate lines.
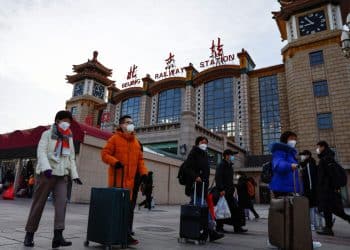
215, 196, 231, 219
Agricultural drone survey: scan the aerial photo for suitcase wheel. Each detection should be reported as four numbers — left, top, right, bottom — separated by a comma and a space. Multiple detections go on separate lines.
105, 245, 112, 250
84, 240, 89, 247
121, 244, 128, 249
178, 237, 188, 244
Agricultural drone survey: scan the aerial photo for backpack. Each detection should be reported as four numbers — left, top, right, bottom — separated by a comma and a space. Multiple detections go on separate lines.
177, 161, 187, 185
247, 180, 255, 197
260, 162, 273, 184
329, 161, 347, 188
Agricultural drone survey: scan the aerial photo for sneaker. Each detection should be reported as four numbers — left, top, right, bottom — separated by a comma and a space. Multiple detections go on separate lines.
313, 241, 322, 248
24, 232, 34, 247
316, 227, 334, 236
311, 224, 316, 231
127, 235, 139, 245
267, 239, 278, 249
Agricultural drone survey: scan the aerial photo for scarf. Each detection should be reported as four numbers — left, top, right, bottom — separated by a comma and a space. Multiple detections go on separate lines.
51, 124, 72, 157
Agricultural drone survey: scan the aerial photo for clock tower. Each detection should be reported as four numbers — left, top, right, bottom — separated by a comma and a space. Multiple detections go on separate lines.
273, 0, 350, 167
65, 51, 115, 127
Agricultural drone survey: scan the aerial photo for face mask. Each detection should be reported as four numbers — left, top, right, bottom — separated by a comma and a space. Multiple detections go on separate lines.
126, 124, 135, 133
230, 155, 235, 162
58, 122, 70, 131
316, 148, 321, 155
198, 144, 207, 151
300, 155, 307, 162
287, 140, 297, 148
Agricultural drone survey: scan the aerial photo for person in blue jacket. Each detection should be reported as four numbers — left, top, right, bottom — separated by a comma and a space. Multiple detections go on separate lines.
269, 131, 302, 197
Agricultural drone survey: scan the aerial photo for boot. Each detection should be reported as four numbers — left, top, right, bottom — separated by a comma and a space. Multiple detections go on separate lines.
127, 234, 139, 245
316, 227, 334, 236
234, 227, 248, 233
52, 229, 72, 248
24, 232, 34, 247
209, 230, 224, 242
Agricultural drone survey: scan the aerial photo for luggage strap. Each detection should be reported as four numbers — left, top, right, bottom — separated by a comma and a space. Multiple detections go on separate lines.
114, 164, 124, 188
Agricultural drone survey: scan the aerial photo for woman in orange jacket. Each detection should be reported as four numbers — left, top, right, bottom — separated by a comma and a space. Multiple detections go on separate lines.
101, 115, 148, 245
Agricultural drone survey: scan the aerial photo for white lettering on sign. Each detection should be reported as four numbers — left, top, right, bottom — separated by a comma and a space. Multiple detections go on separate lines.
154, 52, 185, 80
199, 37, 235, 68
121, 64, 142, 89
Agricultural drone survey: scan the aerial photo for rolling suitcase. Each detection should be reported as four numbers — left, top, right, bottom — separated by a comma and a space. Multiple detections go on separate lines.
85, 168, 130, 250
179, 182, 209, 245
268, 170, 312, 250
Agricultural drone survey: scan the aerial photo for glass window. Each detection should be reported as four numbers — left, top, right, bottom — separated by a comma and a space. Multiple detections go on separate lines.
70, 106, 78, 117
73, 82, 84, 97
144, 141, 178, 155
157, 88, 181, 124
309, 51, 324, 66
259, 75, 281, 154
317, 113, 333, 129
121, 96, 141, 126
313, 80, 329, 97
204, 78, 234, 137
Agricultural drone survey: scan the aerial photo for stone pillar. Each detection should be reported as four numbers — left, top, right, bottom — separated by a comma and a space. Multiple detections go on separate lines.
179, 111, 196, 157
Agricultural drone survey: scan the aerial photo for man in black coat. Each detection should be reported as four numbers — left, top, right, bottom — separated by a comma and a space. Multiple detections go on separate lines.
183, 136, 224, 242
215, 149, 247, 233
299, 150, 319, 230
316, 141, 350, 236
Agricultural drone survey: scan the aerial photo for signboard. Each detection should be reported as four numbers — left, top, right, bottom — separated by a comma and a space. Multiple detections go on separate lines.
199, 37, 235, 68
121, 64, 141, 89
154, 52, 185, 80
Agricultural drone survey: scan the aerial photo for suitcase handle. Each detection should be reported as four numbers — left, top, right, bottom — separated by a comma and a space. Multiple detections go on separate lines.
292, 166, 302, 196
114, 163, 124, 188
193, 181, 205, 206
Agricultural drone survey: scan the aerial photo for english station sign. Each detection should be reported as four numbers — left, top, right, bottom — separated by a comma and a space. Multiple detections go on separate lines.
199, 37, 235, 68
154, 52, 185, 80
121, 64, 141, 89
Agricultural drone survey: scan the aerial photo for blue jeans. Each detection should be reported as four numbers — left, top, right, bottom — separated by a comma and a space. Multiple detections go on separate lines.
190, 195, 214, 230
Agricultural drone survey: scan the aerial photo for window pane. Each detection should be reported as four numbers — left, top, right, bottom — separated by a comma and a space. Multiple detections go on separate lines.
204, 78, 234, 136
121, 96, 141, 126
259, 75, 281, 154
309, 51, 324, 66
157, 88, 182, 124
317, 113, 333, 129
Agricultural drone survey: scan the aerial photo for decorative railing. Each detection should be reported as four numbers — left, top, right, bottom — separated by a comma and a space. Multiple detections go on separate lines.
135, 122, 181, 133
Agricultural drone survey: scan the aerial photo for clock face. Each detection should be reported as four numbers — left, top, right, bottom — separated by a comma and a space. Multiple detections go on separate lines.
73, 82, 84, 97
298, 10, 327, 36
92, 83, 105, 99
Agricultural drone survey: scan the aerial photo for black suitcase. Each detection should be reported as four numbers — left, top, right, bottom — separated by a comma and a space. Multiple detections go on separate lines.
179, 182, 209, 244
85, 168, 130, 250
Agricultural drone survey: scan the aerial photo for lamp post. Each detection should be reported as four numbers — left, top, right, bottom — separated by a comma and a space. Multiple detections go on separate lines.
341, 13, 350, 58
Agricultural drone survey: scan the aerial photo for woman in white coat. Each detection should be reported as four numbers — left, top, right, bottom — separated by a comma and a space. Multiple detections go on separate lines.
24, 110, 82, 248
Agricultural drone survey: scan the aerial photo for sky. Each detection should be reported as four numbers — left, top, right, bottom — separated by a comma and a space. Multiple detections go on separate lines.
0, 0, 284, 133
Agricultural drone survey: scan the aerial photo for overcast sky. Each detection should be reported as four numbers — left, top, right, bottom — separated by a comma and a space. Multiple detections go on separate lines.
0, 0, 284, 133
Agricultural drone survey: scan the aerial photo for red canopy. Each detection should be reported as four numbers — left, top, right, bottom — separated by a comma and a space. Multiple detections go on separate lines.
0, 120, 112, 159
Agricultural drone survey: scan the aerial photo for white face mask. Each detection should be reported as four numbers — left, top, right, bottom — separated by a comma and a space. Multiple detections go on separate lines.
300, 155, 307, 162
198, 144, 208, 151
316, 148, 321, 155
58, 122, 70, 131
126, 124, 135, 133
287, 140, 297, 148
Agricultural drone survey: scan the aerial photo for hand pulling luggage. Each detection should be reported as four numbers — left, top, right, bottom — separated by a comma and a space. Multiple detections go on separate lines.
268, 170, 313, 250
85, 167, 130, 250
179, 182, 208, 245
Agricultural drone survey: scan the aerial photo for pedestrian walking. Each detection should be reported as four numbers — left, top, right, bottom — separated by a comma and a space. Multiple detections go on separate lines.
101, 115, 148, 245
24, 110, 83, 248
215, 149, 247, 233
138, 171, 154, 210
316, 141, 350, 236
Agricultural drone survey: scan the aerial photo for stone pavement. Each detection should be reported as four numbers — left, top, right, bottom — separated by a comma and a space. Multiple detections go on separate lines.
1, 198, 350, 250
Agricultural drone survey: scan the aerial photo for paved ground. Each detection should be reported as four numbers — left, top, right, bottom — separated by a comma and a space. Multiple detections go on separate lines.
1, 198, 350, 249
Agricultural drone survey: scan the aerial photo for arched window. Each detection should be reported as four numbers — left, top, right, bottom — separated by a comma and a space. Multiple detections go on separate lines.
204, 78, 234, 136
121, 96, 141, 126
157, 88, 181, 124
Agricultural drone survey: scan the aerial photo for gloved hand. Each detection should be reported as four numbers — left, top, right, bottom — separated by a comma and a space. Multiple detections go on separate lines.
43, 169, 52, 178
115, 162, 124, 169
73, 178, 83, 185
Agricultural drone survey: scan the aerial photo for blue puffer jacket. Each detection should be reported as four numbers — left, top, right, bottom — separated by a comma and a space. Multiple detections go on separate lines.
269, 142, 302, 193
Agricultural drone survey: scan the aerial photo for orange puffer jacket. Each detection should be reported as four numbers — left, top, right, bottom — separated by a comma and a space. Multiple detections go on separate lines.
101, 130, 148, 199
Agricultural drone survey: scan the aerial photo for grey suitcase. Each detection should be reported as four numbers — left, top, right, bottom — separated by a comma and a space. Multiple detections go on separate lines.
268, 170, 313, 250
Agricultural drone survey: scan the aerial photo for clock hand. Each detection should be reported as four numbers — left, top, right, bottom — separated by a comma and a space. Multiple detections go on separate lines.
304, 17, 314, 25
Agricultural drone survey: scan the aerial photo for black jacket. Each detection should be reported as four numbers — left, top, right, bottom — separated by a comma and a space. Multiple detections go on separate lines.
317, 148, 342, 211
215, 159, 234, 194
183, 146, 210, 197
300, 157, 318, 207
